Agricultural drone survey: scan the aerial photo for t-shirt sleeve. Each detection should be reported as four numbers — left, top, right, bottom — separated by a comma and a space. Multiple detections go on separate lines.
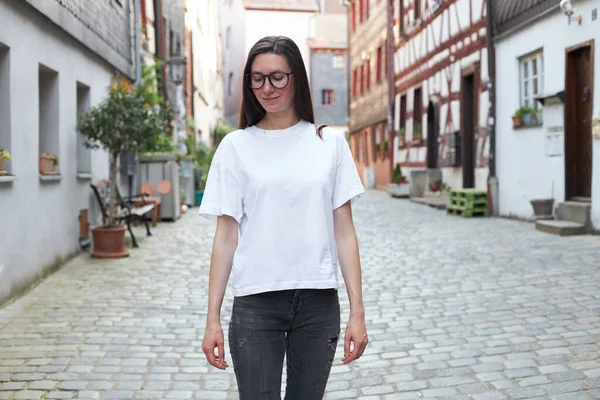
332, 135, 365, 210
198, 138, 244, 223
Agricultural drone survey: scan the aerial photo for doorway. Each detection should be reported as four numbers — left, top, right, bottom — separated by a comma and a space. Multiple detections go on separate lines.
461, 73, 476, 188
565, 41, 594, 202
427, 101, 439, 169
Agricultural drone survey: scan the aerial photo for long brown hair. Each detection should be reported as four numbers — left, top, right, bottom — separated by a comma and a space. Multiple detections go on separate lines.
238, 35, 326, 138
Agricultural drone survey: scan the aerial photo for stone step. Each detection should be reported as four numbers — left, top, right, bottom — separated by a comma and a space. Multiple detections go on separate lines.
535, 220, 586, 236
557, 201, 591, 229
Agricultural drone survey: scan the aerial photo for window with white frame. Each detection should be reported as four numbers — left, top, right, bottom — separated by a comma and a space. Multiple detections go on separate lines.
519, 51, 543, 109
333, 54, 345, 69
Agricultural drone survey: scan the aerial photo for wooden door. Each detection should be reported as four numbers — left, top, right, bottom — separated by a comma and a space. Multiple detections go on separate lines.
461, 73, 476, 188
565, 42, 594, 201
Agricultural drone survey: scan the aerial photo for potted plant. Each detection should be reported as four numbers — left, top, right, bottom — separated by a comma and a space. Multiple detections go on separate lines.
430, 178, 442, 193
77, 71, 168, 258
0, 149, 10, 176
513, 106, 537, 128
39, 152, 58, 175
388, 163, 410, 198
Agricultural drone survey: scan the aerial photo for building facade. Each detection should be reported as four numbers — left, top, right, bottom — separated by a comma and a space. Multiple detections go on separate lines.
308, 3, 349, 134
0, 0, 134, 304
348, 0, 391, 190
220, 0, 318, 128
185, 0, 224, 148
392, 0, 490, 193
494, 0, 600, 230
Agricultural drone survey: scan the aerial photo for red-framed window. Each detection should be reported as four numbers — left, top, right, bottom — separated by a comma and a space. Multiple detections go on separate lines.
366, 59, 371, 90
352, 68, 358, 98
376, 46, 382, 82
359, 0, 364, 23
360, 64, 364, 95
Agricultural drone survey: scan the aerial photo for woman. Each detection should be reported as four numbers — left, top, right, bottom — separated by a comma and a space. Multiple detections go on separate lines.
199, 35, 368, 399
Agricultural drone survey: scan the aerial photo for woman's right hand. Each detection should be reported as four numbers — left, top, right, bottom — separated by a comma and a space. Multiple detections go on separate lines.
202, 322, 229, 370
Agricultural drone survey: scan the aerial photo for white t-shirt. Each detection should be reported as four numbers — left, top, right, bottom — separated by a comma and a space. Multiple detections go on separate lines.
198, 119, 365, 297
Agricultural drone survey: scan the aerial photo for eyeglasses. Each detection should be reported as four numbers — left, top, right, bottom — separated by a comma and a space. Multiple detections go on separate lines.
245, 71, 293, 90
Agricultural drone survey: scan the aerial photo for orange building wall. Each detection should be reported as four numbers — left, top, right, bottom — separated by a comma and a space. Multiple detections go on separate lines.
350, 122, 391, 190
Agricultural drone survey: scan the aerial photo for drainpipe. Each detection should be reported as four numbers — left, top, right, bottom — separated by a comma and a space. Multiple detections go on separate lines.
386, 0, 395, 175
486, 0, 498, 215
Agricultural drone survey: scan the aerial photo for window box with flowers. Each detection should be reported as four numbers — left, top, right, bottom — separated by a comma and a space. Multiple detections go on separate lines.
0, 149, 10, 176
40, 152, 59, 175
397, 127, 406, 147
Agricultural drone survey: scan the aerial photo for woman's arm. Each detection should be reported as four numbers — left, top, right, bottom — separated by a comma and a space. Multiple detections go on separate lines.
202, 215, 239, 370
334, 201, 368, 364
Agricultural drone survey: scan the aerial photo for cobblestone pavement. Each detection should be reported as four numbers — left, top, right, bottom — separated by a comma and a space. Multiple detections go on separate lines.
1, 190, 600, 399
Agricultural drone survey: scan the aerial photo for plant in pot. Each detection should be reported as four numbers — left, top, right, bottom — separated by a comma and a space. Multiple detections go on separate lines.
430, 178, 442, 193
0, 149, 10, 176
513, 106, 537, 128
39, 152, 58, 175
76, 72, 167, 258
388, 162, 410, 198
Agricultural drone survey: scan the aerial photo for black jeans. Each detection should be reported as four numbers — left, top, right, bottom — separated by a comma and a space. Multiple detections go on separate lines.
228, 289, 341, 400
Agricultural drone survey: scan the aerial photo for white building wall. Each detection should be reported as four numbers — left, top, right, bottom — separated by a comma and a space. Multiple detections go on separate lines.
245, 10, 315, 82
189, 0, 224, 146
0, 2, 112, 303
220, 0, 247, 127
495, 2, 600, 227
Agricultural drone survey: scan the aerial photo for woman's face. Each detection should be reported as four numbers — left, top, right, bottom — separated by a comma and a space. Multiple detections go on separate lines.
249, 53, 295, 115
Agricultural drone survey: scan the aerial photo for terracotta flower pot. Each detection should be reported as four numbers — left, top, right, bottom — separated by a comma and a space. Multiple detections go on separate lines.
39, 154, 57, 175
90, 225, 129, 258
0, 158, 6, 176
512, 115, 523, 128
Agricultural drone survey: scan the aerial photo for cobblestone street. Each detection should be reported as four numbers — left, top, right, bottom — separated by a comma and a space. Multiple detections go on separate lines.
1, 190, 600, 399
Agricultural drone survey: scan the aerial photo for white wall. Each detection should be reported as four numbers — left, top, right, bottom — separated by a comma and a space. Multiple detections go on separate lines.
495, 1, 600, 227
189, 0, 224, 147
0, 2, 112, 303
220, 0, 246, 127
245, 10, 315, 82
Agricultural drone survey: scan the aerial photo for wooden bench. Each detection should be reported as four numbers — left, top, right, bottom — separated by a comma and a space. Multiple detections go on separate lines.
90, 180, 155, 248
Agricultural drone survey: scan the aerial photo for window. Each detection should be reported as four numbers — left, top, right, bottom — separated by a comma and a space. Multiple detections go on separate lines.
519, 51, 543, 109
366, 58, 371, 90
359, 0, 364, 22
376, 46, 382, 82
352, 68, 358, 98
228, 72, 233, 96
414, 0, 421, 21
322, 90, 335, 106
39, 64, 60, 178
0, 44, 11, 176
400, 94, 407, 134
76, 82, 91, 175
351, 2, 356, 32
333, 54, 345, 69
365, 0, 370, 19
413, 87, 422, 137
360, 64, 364, 95
399, 0, 404, 36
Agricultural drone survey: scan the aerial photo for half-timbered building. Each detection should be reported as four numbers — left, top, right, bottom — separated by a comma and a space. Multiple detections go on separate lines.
392, 0, 490, 192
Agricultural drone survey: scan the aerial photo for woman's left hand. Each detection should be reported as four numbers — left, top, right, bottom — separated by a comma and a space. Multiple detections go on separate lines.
342, 314, 368, 364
